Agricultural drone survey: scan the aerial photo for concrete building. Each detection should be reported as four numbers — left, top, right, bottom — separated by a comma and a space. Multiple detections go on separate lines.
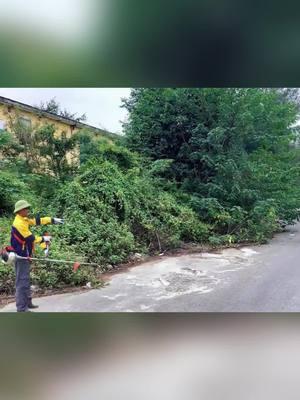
0, 95, 115, 140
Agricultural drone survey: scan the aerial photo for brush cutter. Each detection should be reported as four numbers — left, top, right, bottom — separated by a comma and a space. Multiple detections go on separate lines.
0, 247, 99, 272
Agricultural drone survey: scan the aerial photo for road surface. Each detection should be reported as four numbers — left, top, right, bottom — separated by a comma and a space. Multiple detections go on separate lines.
2, 224, 300, 312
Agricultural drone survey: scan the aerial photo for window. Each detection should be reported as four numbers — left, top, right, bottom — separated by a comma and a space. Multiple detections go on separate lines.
19, 117, 32, 129
0, 120, 5, 130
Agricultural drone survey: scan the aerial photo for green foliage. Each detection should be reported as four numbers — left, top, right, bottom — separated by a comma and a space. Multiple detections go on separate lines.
149, 159, 174, 176
0, 217, 11, 248
36, 124, 79, 180
77, 130, 139, 170
0, 263, 15, 295
0, 214, 102, 294
1, 88, 300, 296
123, 88, 300, 242
76, 130, 102, 165
246, 201, 278, 242
0, 129, 12, 147
5, 119, 78, 179
0, 171, 35, 216
31, 263, 100, 290
0, 216, 15, 294
0, 129, 23, 168
52, 150, 210, 264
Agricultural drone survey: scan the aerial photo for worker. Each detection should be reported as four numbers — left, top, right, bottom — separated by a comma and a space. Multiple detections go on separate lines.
11, 200, 64, 312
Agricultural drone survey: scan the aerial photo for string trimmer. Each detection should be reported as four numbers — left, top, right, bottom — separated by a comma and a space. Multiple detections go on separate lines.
0, 247, 99, 272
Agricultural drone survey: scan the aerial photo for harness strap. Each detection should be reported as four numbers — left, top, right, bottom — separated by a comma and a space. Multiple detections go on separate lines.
12, 230, 34, 256
12, 232, 27, 254
12, 232, 25, 246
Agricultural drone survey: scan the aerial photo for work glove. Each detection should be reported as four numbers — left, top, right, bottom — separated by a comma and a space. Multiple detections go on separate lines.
42, 235, 52, 243
53, 218, 64, 225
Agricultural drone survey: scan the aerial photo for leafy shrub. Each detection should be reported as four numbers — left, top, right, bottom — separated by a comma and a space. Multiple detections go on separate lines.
190, 196, 226, 222
123, 88, 300, 242
52, 156, 210, 263
0, 263, 15, 295
243, 201, 278, 243
0, 171, 33, 216
0, 211, 102, 294
77, 131, 139, 170
0, 217, 11, 249
31, 263, 101, 290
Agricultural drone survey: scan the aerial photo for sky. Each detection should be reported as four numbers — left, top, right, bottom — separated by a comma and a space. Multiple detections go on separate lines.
0, 88, 131, 134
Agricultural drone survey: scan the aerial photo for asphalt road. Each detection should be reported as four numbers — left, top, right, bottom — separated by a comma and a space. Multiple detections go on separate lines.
2, 223, 300, 312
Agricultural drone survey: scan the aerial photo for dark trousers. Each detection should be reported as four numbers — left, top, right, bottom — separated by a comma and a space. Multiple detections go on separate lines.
15, 258, 31, 312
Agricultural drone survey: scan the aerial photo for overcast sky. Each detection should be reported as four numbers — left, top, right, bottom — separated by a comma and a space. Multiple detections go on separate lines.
0, 88, 131, 134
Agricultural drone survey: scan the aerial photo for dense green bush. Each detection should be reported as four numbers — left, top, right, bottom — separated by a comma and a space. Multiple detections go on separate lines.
0, 215, 101, 294
52, 155, 210, 265
0, 260, 101, 295
0, 263, 15, 295
123, 88, 300, 242
0, 171, 34, 216
77, 132, 139, 170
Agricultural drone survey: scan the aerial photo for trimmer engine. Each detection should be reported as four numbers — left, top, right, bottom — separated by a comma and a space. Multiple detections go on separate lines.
0, 247, 16, 265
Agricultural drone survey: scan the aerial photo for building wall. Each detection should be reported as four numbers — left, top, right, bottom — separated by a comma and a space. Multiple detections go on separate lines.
0, 102, 82, 167
0, 102, 114, 167
0, 102, 78, 137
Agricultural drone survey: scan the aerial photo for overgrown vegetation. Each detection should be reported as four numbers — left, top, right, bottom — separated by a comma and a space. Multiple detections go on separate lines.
53, 157, 209, 265
1, 89, 300, 296
123, 88, 300, 243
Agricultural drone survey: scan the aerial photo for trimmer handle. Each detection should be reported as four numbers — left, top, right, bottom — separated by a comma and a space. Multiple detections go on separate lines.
42, 231, 51, 257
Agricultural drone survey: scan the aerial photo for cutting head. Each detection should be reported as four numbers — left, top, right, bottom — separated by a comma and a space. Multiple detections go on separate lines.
73, 262, 81, 272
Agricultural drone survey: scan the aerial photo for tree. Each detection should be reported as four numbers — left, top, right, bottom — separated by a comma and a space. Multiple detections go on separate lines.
38, 98, 87, 123
35, 124, 79, 180
2, 115, 78, 180
0, 129, 11, 147
123, 88, 300, 240
5, 117, 40, 172
276, 88, 300, 110
123, 88, 297, 182
0, 129, 23, 170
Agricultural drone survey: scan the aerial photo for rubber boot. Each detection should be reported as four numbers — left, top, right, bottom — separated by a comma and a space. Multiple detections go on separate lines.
28, 298, 39, 309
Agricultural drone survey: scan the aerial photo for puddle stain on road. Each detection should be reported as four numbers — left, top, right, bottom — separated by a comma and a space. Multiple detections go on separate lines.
108, 247, 260, 307
0, 246, 261, 312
